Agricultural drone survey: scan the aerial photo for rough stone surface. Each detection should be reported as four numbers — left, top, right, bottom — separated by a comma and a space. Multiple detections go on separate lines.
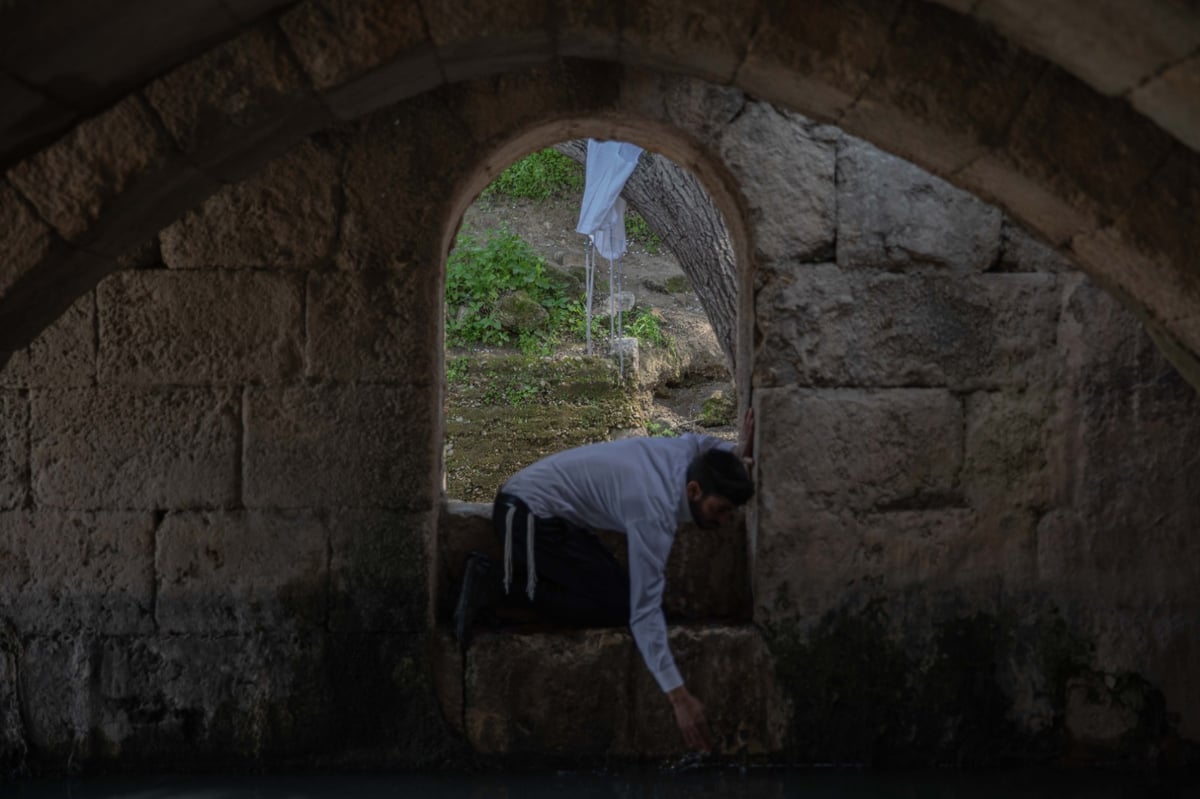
622, 0, 760, 84
0, 182, 54, 298
962, 390, 1053, 514
306, 269, 437, 382
329, 508, 431, 633
755, 267, 1060, 390
840, 2, 1044, 174
718, 104, 837, 263
336, 102, 471, 271
837, 139, 1002, 272
19, 634, 92, 762
144, 26, 325, 181
281, 0, 440, 119
1007, 68, 1176, 224
737, 0, 898, 121
0, 291, 95, 389
98, 270, 303, 385
159, 138, 340, 269
626, 625, 785, 756
0, 623, 27, 772
1131, 53, 1200, 153
0, 392, 28, 510
998, 222, 1074, 273
0, 511, 154, 635
422, 0, 554, 83
156, 510, 328, 635
243, 383, 437, 510
6, 97, 167, 242
30, 387, 239, 510
755, 387, 964, 515
463, 625, 781, 756
974, 0, 1200, 96
464, 628, 632, 755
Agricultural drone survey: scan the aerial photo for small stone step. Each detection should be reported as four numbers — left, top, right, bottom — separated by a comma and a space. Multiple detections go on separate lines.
432, 624, 785, 758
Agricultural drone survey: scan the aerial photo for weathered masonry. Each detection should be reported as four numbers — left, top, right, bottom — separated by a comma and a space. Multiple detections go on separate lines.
0, 0, 1197, 773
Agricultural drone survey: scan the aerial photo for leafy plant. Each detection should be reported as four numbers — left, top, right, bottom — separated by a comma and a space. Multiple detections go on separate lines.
483, 148, 584, 202
626, 308, 666, 347
646, 419, 679, 437
626, 209, 662, 254
445, 227, 578, 351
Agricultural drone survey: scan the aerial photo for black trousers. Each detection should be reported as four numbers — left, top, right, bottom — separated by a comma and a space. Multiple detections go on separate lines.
492, 491, 630, 627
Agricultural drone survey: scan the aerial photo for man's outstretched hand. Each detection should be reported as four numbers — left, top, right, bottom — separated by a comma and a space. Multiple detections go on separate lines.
668, 685, 714, 753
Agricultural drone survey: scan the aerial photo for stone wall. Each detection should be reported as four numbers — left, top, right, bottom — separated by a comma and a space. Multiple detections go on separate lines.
0, 64, 1196, 772
0, 124, 454, 773
752, 133, 1200, 765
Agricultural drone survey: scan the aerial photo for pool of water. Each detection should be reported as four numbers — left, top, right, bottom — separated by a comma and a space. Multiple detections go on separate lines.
8, 768, 1200, 799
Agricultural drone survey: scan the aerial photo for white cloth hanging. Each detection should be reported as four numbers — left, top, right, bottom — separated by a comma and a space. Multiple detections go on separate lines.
576, 140, 643, 260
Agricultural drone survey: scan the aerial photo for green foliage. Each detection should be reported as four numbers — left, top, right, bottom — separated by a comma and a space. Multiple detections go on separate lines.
626, 209, 662, 254
626, 308, 666, 347
646, 419, 679, 438
446, 356, 470, 384
483, 148, 584, 202
445, 228, 577, 351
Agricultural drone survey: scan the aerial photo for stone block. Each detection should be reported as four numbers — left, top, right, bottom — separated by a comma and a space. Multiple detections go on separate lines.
556, 0, 621, 61
836, 138, 1002, 272
755, 268, 1060, 390
0, 181, 55, 300
1131, 53, 1200, 153
662, 520, 751, 622
0, 511, 155, 635
1006, 67, 1175, 225
336, 106, 469, 271
281, 0, 440, 120
0, 290, 95, 389
1053, 279, 1200, 514
305, 269, 438, 382
143, 26, 328, 182
839, 2, 1044, 174
1108, 148, 1200, 301
0, 623, 27, 771
97, 270, 304, 385
243, 383, 437, 510
623, 0, 760, 82
718, 104, 836, 263
18, 634, 92, 760
159, 138, 340, 269
975, 0, 1200, 96
0, 391, 27, 510
998, 222, 1074, 273
90, 633, 330, 761
1065, 674, 1139, 745
328, 507, 432, 633
738, 0, 898, 121
625, 625, 786, 757
422, 0, 554, 83
464, 628, 634, 754
962, 390, 1053, 514
6, 96, 170, 244
30, 386, 239, 510
156, 510, 328, 635
755, 387, 963, 514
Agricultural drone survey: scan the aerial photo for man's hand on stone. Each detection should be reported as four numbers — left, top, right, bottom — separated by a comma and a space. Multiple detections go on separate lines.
668, 685, 714, 753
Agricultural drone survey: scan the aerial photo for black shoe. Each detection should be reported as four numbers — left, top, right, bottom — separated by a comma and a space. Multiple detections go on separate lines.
454, 552, 502, 647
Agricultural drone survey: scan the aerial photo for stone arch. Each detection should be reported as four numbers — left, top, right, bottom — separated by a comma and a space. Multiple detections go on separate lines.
1, 1, 1198, 385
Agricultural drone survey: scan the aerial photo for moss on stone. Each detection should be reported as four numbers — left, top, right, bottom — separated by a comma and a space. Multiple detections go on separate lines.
698, 390, 735, 427
444, 353, 644, 501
